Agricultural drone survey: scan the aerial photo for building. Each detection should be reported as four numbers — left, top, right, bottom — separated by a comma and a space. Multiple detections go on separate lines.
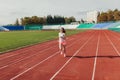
87, 11, 98, 23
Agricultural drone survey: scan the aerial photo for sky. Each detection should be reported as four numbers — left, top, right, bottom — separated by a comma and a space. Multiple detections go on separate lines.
0, 0, 120, 25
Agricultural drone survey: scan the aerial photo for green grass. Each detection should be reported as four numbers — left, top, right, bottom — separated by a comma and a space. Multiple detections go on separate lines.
0, 30, 86, 53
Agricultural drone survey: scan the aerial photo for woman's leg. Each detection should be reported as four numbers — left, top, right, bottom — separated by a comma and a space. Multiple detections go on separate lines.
59, 42, 61, 50
59, 43, 63, 54
63, 45, 66, 57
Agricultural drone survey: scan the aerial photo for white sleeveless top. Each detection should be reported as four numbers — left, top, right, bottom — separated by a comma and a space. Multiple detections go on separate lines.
59, 32, 65, 43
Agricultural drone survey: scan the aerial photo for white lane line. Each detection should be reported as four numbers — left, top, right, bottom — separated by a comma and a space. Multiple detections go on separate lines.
50, 32, 95, 80
104, 32, 120, 56
0, 65, 8, 70
91, 31, 100, 80
10, 31, 93, 80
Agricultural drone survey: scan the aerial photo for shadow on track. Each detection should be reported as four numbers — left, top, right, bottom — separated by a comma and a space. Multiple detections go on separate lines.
66, 55, 120, 59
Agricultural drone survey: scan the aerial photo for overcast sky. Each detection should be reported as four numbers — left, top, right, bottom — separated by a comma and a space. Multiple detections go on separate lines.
0, 0, 120, 25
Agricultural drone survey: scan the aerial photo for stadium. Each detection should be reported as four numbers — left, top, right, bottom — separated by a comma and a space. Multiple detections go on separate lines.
1, 0, 120, 80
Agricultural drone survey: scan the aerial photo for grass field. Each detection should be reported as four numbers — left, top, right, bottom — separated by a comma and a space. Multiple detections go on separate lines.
0, 30, 86, 53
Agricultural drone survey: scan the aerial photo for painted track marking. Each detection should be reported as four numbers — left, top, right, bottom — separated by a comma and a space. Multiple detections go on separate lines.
91, 31, 100, 80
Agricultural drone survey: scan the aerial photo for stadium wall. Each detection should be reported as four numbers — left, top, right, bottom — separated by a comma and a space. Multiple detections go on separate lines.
25, 25, 42, 30
42, 24, 79, 30
3, 26, 24, 31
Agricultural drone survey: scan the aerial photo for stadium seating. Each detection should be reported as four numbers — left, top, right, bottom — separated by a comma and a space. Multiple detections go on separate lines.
108, 21, 120, 32
107, 21, 120, 28
92, 22, 113, 29
77, 23, 94, 29
0, 26, 9, 31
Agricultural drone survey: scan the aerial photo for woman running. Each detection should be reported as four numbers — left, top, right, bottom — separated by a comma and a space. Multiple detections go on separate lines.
59, 27, 66, 57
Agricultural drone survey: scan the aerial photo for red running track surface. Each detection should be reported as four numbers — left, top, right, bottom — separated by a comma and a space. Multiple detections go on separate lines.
0, 30, 120, 80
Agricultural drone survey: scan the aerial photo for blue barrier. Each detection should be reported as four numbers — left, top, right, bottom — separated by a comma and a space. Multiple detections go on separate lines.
3, 26, 24, 31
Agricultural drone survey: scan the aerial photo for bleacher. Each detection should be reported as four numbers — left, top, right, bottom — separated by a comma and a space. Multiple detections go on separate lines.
108, 21, 120, 32
0, 26, 9, 31
77, 23, 94, 29
92, 22, 113, 29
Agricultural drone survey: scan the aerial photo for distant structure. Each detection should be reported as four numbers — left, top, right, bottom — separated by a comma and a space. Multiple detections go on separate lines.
70, 22, 80, 25
0, 26, 9, 31
86, 11, 98, 23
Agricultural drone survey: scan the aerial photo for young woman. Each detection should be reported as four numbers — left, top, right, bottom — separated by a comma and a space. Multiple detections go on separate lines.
59, 27, 66, 57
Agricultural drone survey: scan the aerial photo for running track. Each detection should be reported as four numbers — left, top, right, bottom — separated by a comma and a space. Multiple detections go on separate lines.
0, 30, 120, 80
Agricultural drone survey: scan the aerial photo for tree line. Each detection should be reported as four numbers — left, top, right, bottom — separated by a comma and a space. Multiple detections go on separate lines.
97, 9, 120, 23
14, 9, 120, 26
18, 15, 76, 25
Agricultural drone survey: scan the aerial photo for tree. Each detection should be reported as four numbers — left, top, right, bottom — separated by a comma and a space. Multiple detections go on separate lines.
97, 9, 120, 23
107, 10, 114, 21
47, 15, 54, 24
20, 15, 76, 25
21, 18, 25, 25
97, 12, 101, 23
65, 17, 71, 24
24, 17, 32, 25
99, 12, 108, 22
69, 16, 76, 22
92, 21, 95, 23
64, 16, 76, 24
114, 10, 120, 21
15, 19, 20, 26
31, 16, 40, 24
81, 19, 84, 23
42, 17, 47, 25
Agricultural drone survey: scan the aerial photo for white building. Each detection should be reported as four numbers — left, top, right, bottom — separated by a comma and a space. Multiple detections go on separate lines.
87, 11, 98, 23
